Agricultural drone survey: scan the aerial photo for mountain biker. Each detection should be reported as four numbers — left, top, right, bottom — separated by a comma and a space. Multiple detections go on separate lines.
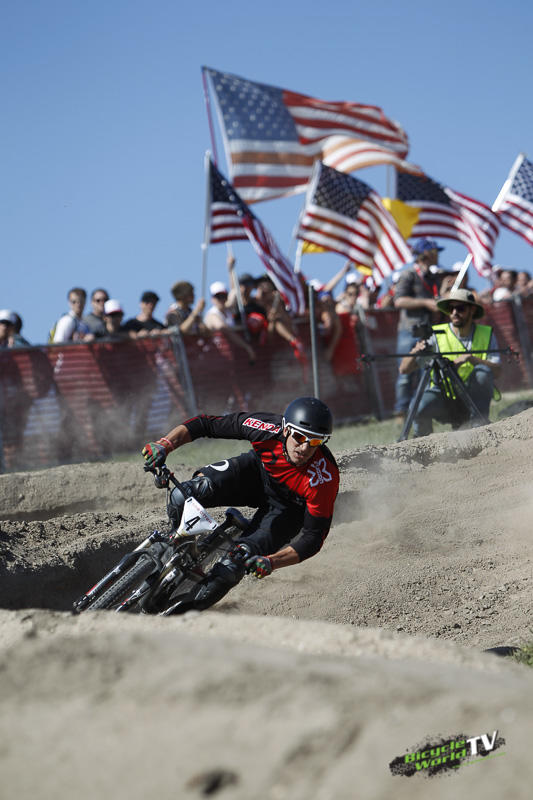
141, 396, 339, 613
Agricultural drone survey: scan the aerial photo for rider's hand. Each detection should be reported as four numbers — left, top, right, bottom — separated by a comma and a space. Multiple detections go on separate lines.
245, 555, 273, 579
141, 437, 173, 468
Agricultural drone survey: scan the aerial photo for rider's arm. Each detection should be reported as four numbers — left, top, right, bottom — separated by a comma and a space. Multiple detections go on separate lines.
267, 545, 300, 570
184, 412, 283, 443
160, 423, 193, 450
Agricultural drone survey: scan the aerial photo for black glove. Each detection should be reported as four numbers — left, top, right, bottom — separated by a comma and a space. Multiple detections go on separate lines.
141, 438, 172, 468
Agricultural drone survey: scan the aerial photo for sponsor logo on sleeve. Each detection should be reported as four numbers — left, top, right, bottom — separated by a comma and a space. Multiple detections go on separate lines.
243, 417, 281, 433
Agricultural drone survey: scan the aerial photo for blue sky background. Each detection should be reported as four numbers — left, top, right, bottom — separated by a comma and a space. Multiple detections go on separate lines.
3, 0, 533, 344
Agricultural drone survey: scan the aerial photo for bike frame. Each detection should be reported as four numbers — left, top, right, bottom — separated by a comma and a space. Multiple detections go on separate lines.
73, 465, 248, 614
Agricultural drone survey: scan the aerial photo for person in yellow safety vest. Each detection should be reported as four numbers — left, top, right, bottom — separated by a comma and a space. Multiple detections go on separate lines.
399, 288, 501, 437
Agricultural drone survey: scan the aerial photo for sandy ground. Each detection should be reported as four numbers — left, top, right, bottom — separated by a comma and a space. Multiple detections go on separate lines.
1, 411, 533, 799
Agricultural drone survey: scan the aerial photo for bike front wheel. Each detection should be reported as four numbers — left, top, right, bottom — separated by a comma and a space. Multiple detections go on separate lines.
85, 555, 155, 611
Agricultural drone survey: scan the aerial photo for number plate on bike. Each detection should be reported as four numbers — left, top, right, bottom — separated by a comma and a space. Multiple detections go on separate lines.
177, 497, 218, 537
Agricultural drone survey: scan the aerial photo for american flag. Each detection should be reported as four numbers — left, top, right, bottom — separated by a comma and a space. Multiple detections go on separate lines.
204, 67, 411, 202
397, 171, 499, 276
296, 162, 413, 283
495, 154, 533, 246
209, 159, 248, 244
207, 160, 305, 313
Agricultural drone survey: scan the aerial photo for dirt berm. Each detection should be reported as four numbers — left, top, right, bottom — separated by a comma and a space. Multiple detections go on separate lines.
1, 410, 532, 799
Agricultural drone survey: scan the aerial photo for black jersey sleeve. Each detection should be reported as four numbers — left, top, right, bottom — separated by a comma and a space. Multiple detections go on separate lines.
184, 412, 283, 443
289, 510, 333, 561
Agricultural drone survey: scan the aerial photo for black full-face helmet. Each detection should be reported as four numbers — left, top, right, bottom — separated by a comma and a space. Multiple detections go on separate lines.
282, 396, 333, 441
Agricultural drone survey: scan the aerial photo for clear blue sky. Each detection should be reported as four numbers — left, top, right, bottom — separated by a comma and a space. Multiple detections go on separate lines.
3, 0, 533, 344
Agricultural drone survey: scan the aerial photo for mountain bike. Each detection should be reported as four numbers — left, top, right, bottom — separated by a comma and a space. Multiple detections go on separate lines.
72, 464, 249, 615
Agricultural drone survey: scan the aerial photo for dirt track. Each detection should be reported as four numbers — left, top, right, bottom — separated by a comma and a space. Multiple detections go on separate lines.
1, 411, 533, 798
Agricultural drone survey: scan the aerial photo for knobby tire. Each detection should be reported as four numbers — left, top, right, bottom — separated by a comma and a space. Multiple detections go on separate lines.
85, 555, 154, 611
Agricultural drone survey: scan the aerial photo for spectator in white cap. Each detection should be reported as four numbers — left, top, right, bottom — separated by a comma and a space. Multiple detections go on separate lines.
204, 281, 256, 362
103, 299, 128, 340
0, 309, 29, 348
0, 310, 17, 348
11, 312, 31, 347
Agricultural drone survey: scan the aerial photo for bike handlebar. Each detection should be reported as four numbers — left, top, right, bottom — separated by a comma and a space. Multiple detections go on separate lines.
144, 463, 187, 494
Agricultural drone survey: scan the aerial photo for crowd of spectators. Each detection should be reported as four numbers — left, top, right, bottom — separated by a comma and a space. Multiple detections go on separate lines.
2, 245, 533, 361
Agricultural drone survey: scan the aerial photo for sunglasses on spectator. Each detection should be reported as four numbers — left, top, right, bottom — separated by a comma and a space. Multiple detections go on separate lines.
289, 427, 329, 447
93, 296, 108, 303
449, 303, 468, 313
214, 292, 228, 299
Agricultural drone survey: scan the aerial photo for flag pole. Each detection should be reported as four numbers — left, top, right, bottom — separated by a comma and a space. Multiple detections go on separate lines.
451, 254, 472, 291
386, 165, 397, 199
308, 283, 320, 399
226, 243, 250, 339
291, 160, 322, 273
201, 151, 212, 300
492, 153, 526, 213
201, 67, 218, 165
293, 239, 304, 273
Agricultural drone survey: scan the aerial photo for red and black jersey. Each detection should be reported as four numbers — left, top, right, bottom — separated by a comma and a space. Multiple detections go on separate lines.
184, 411, 339, 560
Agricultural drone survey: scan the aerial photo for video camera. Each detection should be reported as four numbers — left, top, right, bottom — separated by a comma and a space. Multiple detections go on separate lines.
411, 322, 434, 340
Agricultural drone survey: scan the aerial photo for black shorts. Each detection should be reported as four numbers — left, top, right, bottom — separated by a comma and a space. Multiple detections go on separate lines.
196, 450, 305, 557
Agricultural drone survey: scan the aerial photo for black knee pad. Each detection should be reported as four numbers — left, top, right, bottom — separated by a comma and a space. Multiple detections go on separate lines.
210, 542, 251, 585
167, 475, 215, 527
191, 543, 252, 610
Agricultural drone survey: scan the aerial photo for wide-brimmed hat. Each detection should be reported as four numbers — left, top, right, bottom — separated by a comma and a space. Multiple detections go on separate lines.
437, 289, 484, 319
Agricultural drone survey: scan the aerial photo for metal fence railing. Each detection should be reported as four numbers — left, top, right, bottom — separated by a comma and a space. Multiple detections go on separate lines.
1, 298, 532, 472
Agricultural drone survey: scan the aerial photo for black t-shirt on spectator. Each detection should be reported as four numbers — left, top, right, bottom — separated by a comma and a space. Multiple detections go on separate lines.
122, 318, 165, 333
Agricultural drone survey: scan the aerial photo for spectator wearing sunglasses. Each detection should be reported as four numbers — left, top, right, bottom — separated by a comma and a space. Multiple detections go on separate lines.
399, 289, 500, 437
83, 288, 110, 338
50, 287, 94, 343
141, 396, 339, 614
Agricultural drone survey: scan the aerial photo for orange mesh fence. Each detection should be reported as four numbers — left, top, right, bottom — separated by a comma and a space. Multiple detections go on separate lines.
1, 303, 531, 472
